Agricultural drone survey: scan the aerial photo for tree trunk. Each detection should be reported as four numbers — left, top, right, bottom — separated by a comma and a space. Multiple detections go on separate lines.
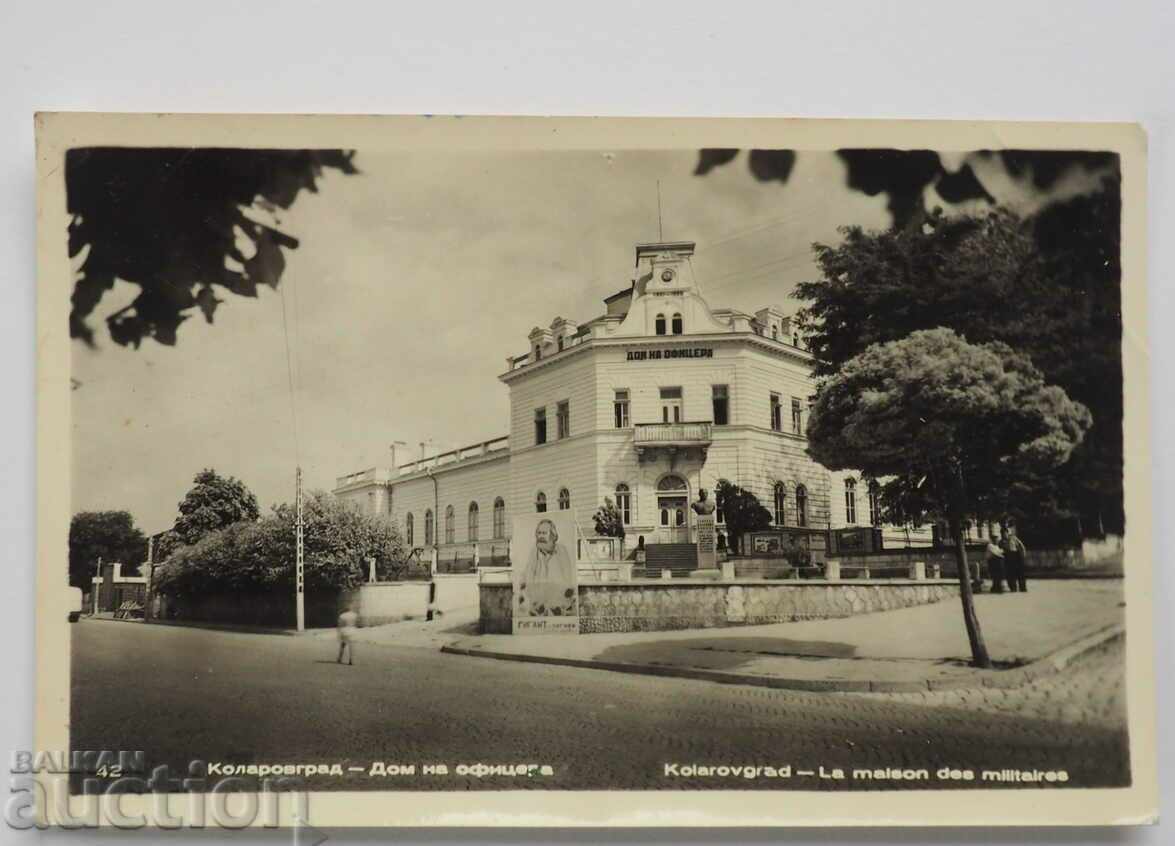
950, 511, 992, 669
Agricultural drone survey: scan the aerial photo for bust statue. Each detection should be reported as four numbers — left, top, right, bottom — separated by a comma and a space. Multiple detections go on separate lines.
691, 488, 716, 516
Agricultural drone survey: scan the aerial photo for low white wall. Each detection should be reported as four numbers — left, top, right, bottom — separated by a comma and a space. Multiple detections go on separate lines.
433, 573, 479, 612
354, 582, 430, 625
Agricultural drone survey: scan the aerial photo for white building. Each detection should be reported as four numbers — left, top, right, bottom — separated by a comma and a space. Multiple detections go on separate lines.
334, 240, 927, 567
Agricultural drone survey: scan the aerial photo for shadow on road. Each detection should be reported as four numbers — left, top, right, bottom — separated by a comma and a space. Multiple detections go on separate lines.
595, 637, 859, 670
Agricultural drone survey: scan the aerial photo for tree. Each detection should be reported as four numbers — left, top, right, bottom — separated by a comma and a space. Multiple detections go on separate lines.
592, 497, 626, 540
68, 511, 148, 589
155, 491, 405, 597
67, 147, 358, 348
694, 148, 1122, 538
806, 328, 1091, 668
714, 480, 773, 554
695, 148, 1115, 231
793, 195, 1122, 539
172, 469, 260, 547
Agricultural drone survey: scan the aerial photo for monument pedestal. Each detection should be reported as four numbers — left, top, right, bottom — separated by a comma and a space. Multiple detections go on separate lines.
696, 513, 717, 572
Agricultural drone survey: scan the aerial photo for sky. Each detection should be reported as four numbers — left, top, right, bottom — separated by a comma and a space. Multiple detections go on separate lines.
69, 148, 1087, 534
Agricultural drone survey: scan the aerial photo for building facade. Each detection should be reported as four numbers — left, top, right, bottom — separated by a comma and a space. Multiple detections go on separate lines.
334, 240, 922, 562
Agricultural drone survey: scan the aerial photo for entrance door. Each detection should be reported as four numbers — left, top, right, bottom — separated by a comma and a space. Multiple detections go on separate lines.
658, 496, 689, 542
656, 474, 690, 542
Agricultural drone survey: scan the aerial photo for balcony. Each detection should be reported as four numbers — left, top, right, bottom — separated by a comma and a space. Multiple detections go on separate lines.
633, 422, 713, 460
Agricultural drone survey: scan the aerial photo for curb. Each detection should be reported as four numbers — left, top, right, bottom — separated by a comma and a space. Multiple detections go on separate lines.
104, 618, 321, 637
439, 623, 1124, 694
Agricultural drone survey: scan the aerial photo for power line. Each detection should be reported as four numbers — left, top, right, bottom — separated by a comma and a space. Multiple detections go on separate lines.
699, 251, 813, 287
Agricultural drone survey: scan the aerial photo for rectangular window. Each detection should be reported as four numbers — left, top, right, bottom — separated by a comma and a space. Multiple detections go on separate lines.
791, 397, 803, 434
616, 491, 631, 524
613, 389, 630, 428
869, 489, 881, 526
770, 393, 782, 432
660, 386, 683, 424
534, 407, 547, 445
712, 385, 729, 426
556, 400, 570, 439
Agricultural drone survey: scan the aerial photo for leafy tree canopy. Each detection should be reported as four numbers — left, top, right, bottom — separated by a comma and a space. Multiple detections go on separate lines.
807, 329, 1092, 527
696, 148, 1115, 231
67, 147, 357, 348
172, 468, 260, 547
155, 491, 405, 596
592, 497, 626, 539
793, 178, 1122, 536
714, 480, 773, 553
68, 511, 148, 589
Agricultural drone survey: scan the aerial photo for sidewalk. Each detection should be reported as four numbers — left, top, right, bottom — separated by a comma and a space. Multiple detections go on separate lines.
440, 580, 1126, 692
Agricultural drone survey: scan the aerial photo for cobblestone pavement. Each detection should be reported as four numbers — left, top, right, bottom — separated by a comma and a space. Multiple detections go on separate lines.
71, 621, 1129, 793
852, 636, 1128, 729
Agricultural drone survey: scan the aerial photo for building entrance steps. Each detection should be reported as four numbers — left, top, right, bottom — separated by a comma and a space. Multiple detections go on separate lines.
642, 542, 699, 577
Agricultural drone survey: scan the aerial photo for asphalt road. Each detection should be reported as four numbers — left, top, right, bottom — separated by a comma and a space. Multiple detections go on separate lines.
70, 620, 1129, 792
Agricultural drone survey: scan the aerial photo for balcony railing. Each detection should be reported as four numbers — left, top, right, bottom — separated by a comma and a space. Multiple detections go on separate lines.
633, 421, 713, 446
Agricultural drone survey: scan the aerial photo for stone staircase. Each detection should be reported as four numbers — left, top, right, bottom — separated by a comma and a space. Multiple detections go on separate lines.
639, 543, 699, 578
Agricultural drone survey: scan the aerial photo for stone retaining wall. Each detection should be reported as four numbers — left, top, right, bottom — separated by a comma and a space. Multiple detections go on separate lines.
479, 580, 959, 634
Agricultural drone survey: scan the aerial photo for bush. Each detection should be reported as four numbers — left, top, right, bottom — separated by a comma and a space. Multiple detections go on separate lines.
155, 491, 406, 597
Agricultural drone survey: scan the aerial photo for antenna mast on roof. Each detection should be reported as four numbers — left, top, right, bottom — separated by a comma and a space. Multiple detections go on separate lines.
657, 180, 664, 241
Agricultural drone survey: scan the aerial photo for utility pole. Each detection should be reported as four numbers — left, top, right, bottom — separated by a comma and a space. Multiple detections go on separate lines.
295, 466, 305, 632
94, 556, 103, 615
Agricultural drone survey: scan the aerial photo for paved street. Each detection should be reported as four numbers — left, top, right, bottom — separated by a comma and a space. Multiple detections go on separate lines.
70, 619, 1129, 792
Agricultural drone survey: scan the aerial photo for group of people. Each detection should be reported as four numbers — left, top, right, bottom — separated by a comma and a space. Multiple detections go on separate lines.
979, 523, 1029, 594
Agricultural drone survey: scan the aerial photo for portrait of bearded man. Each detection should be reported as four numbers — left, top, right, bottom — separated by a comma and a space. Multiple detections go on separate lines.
516, 518, 577, 617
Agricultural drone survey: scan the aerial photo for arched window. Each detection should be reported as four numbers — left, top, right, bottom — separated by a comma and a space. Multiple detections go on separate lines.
535, 491, 547, 513
868, 482, 881, 527
558, 488, 571, 511
844, 478, 858, 524
405, 513, 414, 547
773, 482, 787, 526
795, 485, 808, 527
615, 483, 631, 525
657, 475, 688, 492
424, 509, 434, 546
671, 313, 683, 335
468, 501, 479, 542
655, 313, 667, 335
444, 505, 455, 544
492, 497, 505, 538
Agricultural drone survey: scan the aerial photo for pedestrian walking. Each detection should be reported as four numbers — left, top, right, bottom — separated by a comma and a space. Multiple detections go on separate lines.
337, 604, 359, 665
1001, 524, 1029, 593
985, 530, 1007, 593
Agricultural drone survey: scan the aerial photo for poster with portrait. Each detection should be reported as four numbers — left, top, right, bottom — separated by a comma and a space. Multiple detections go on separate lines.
511, 511, 579, 634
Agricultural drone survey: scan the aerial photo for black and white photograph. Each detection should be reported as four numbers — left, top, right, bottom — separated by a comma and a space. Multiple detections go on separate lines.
33, 114, 1154, 828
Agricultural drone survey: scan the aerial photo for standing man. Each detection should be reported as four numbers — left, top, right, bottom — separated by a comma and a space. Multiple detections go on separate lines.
1001, 523, 1029, 593
985, 526, 1007, 593
337, 603, 359, 665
